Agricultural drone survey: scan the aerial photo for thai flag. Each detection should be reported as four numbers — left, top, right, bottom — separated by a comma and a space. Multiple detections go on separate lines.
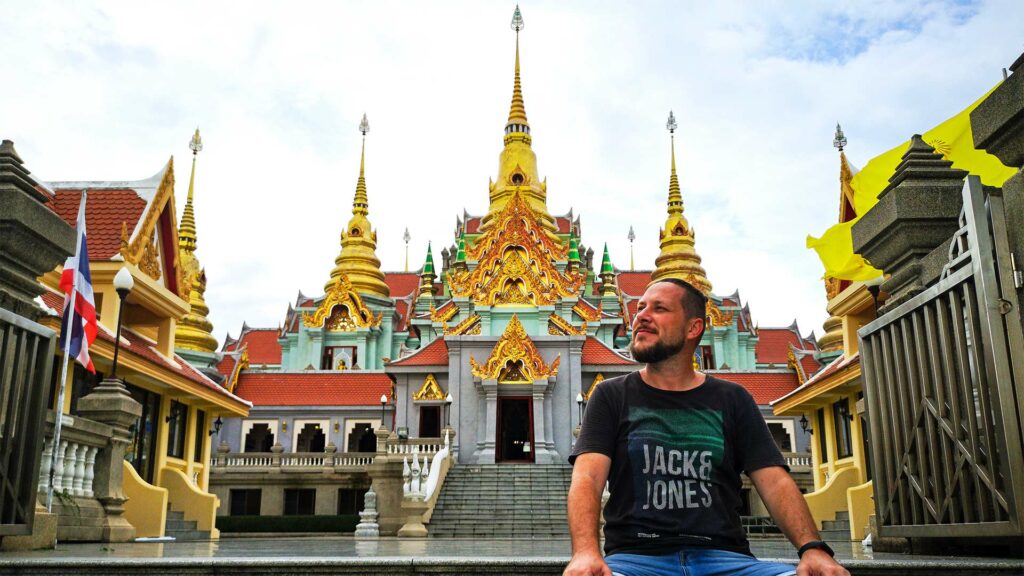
58, 191, 98, 373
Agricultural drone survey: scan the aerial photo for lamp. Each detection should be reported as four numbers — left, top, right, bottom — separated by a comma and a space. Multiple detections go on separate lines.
444, 393, 453, 428
209, 416, 223, 436
380, 394, 388, 429
799, 414, 813, 435
576, 392, 584, 423
865, 275, 885, 317
110, 267, 134, 380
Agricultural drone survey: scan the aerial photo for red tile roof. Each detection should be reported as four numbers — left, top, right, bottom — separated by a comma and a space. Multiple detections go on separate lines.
215, 352, 242, 378
771, 353, 860, 406
582, 337, 636, 366
39, 289, 249, 408
236, 328, 282, 366
555, 216, 572, 234
48, 189, 147, 260
756, 327, 813, 364
234, 372, 393, 406
394, 299, 410, 332
388, 337, 448, 366
465, 218, 481, 234
384, 273, 420, 297
712, 371, 801, 405
800, 353, 821, 378
616, 271, 653, 297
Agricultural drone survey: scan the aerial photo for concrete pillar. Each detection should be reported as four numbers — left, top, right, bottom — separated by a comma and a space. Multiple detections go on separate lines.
75, 378, 143, 542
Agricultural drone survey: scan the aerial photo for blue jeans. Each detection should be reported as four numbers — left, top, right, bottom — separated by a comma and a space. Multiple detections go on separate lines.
606, 549, 797, 576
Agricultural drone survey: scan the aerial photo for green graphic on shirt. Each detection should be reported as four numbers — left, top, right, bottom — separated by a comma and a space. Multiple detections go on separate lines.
627, 407, 724, 513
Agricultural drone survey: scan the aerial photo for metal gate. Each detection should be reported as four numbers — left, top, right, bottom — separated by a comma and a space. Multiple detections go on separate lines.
859, 176, 1024, 538
0, 307, 56, 536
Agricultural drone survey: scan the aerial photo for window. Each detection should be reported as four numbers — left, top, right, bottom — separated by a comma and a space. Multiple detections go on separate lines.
295, 422, 326, 452
337, 488, 368, 515
347, 423, 377, 453
229, 489, 261, 516
244, 423, 275, 452
192, 409, 206, 463
697, 345, 715, 370
766, 422, 792, 452
833, 399, 853, 459
321, 346, 358, 370
283, 488, 316, 515
124, 382, 161, 483
166, 401, 189, 459
817, 408, 828, 463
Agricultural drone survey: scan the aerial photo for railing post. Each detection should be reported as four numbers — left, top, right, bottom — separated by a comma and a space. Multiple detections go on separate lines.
75, 377, 142, 543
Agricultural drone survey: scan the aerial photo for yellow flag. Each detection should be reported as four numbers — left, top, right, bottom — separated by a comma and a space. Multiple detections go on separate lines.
808, 84, 1017, 281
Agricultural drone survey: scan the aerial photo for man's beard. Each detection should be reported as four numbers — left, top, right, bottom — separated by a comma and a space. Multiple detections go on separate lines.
630, 332, 687, 364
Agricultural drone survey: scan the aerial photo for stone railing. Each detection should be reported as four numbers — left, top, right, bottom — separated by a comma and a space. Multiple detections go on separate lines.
397, 430, 455, 537
386, 437, 443, 457
212, 445, 375, 471
38, 413, 109, 499
783, 452, 812, 469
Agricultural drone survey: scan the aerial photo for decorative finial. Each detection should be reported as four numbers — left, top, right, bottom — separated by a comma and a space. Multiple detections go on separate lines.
359, 113, 370, 136
666, 111, 677, 134
628, 226, 636, 271
403, 227, 411, 272
627, 226, 635, 243
511, 5, 524, 32
833, 123, 846, 152
403, 227, 411, 244
190, 128, 203, 155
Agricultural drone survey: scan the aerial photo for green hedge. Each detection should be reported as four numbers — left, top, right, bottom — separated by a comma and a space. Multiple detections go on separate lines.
217, 514, 359, 533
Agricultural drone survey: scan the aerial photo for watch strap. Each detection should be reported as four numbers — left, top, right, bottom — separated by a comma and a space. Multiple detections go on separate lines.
797, 540, 834, 558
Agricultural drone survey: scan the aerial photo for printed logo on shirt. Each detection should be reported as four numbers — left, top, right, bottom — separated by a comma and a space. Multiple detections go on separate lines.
626, 407, 724, 514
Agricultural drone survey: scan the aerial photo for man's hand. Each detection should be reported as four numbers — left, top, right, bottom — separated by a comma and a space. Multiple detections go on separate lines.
796, 549, 850, 576
563, 551, 612, 576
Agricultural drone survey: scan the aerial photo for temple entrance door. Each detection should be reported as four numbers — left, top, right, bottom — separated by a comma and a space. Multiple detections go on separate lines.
496, 397, 534, 463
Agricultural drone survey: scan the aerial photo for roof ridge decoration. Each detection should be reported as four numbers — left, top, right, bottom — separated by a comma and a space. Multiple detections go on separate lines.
304, 273, 383, 331
573, 300, 602, 323
226, 347, 250, 394
650, 111, 713, 295
449, 190, 584, 306
548, 313, 586, 336
430, 301, 459, 323
705, 300, 734, 327
412, 373, 446, 401
470, 315, 560, 382
115, 157, 188, 300
786, 347, 807, 386
583, 373, 604, 401
444, 313, 482, 336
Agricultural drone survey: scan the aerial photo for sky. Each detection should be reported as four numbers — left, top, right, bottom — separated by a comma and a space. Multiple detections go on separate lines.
3, 0, 1022, 343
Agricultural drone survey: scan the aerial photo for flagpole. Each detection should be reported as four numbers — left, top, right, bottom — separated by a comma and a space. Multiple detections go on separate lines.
46, 190, 86, 513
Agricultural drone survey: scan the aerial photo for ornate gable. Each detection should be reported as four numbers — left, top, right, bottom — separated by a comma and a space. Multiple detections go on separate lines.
303, 274, 383, 330
447, 191, 585, 306
412, 373, 445, 401
470, 315, 559, 382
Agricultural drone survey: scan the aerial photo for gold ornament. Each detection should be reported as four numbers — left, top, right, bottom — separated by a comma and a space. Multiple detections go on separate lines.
583, 373, 604, 401
705, 300, 734, 327
413, 374, 445, 401
573, 301, 602, 323
304, 274, 383, 330
445, 314, 482, 336
430, 301, 459, 324
470, 315, 559, 382
548, 313, 587, 336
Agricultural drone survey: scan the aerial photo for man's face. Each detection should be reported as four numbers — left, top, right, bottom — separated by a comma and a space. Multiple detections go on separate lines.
629, 282, 698, 364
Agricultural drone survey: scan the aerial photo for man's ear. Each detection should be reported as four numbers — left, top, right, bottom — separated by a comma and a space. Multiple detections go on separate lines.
689, 317, 707, 341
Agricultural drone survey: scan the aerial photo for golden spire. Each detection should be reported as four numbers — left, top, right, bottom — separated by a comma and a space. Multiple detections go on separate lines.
325, 115, 389, 298
819, 123, 850, 353
651, 111, 713, 294
480, 5, 557, 235
175, 128, 218, 353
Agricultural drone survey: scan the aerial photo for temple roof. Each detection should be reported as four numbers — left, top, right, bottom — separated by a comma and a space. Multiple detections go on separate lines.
223, 326, 282, 366
755, 323, 817, 365
388, 337, 449, 367
770, 353, 860, 407
234, 371, 393, 407
581, 337, 636, 366
40, 289, 250, 410
710, 371, 801, 405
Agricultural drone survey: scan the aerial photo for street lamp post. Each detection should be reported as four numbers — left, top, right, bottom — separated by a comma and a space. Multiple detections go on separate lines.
111, 267, 134, 379
380, 394, 388, 430
576, 392, 584, 424
444, 393, 453, 428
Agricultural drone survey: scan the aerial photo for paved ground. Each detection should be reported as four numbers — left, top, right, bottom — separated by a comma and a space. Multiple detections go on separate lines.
1, 536, 1019, 569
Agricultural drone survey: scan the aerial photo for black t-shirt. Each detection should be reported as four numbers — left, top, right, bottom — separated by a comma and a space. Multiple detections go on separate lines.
569, 372, 787, 557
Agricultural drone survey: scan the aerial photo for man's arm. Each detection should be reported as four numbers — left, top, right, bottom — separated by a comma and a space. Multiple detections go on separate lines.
564, 452, 612, 576
749, 466, 849, 576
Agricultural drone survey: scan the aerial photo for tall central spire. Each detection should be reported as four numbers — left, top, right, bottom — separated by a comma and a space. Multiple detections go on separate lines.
325, 114, 389, 298
480, 5, 556, 234
651, 111, 712, 294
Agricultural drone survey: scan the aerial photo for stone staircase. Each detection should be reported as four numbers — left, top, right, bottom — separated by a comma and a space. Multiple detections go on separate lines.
53, 497, 106, 542
819, 510, 853, 542
428, 464, 572, 538
164, 506, 210, 541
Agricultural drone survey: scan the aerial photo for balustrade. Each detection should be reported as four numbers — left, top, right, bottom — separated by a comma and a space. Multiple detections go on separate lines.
212, 450, 374, 471
37, 429, 104, 499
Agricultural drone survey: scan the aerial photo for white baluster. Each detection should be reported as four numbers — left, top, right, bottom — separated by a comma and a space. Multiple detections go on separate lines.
420, 456, 430, 499
402, 455, 411, 496
72, 444, 87, 496
83, 446, 98, 497
52, 440, 68, 494
61, 441, 78, 492
410, 454, 422, 499
38, 439, 53, 493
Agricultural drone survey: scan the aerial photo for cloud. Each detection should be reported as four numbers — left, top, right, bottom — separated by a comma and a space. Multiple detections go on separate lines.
3, 0, 1021, 341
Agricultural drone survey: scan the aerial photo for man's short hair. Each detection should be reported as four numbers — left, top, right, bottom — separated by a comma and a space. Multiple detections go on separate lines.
652, 278, 708, 329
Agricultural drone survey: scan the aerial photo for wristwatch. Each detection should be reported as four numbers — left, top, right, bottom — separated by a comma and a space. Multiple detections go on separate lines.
797, 540, 834, 558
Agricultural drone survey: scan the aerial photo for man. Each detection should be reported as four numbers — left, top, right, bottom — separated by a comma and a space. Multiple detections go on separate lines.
565, 279, 849, 576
